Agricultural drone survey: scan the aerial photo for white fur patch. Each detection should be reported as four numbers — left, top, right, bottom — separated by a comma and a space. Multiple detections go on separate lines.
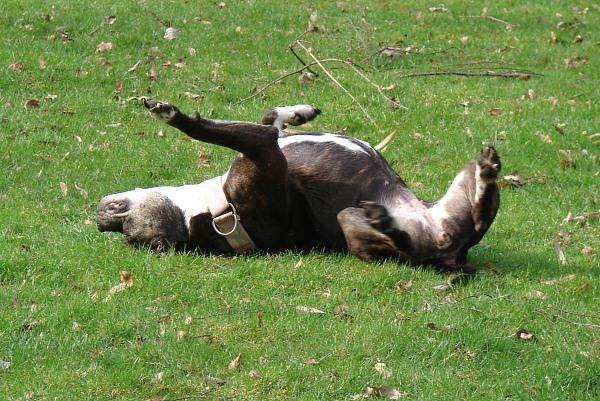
429, 170, 467, 222
151, 183, 213, 228
278, 134, 371, 155
149, 103, 178, 123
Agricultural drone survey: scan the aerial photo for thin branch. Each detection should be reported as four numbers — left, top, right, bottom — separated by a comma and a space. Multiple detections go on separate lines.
464, 15, 519, 28
162, 390, 236, 400
396, 70, 535, 78
288, 40, 318, 76
546, 306, 600, 320
292, 40, 380, 129
534, 308, 600, 329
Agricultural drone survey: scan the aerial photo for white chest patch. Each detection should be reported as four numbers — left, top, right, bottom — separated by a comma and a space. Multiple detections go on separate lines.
152, 183, 212, 228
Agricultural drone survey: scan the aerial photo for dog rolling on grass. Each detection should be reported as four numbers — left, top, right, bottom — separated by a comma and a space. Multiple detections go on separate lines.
97, 100, 500, 273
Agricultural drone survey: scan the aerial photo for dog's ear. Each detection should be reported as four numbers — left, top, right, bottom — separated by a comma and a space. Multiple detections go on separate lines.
337, 207, 402, 262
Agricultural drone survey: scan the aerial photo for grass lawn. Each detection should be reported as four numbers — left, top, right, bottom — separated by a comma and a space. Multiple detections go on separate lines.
1, 1, 598, 400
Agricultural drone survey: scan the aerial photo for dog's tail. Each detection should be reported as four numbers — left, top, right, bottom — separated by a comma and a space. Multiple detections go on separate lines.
262, 105, 321, 136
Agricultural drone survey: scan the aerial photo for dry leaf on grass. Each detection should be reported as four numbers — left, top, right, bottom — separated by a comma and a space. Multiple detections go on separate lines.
515, 329, 537, 341
580, 246, 595, 256
164, 27, 180, 40
295, 305, 325, 314
25, 99, 40, 110
75, 184, 88, 198
96, 42, 113, 52
0, 358, 10, 370
366, 385, 402, 399
228, 353, 242, 370
553, 238, 568, 266
59, 182, 68, 197
394, 279, 414, 292
374, 362, 392, 378
104, 271, 133, 302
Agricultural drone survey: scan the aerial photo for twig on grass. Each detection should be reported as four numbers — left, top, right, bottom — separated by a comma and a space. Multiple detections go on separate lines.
464, 15, 519, 28
162, 392, 237, 400
534, 306, 600, 329
396, 70, 535, 79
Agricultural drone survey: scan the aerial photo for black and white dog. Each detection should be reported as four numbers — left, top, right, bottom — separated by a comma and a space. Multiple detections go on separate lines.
97, 99, 501, 272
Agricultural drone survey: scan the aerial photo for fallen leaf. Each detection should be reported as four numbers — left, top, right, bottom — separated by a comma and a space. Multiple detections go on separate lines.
8, 61, 23, 71
96, 42, 113, 52
502, 170, 526, 186
515, 329, 536, 341
394, 279, 414, 292
176, 329, 185, 342
295, 305, 325, 314
120, 270, 133, 286
205, 375, 225, 386
147, 66, 158, 81
103, 15, 117, 25
25, 99, 40, 109
488, 108, 502, 116
75, 184, 88, 198
557, 224, 570, 242
248, 369, 262, 378
38, 55, 46, 70
581, 246, 595, 256
59, 182, 68, 197
429, 5, 448, 12
299, 72, 314, 84
0, 358, 10, 370
154, 371, 164, 382
334, 300, 349, 316
553, 237, 568, 265
164, 27, 180, 40
22, 318, 43, 331
184, 91, 202, 100
104, 271, 134, 301
559, 158, 574, 169
535, 131, 552, 143
526, 290, 547, 300
563, 211, 600, 225
374, 362, 392, 378
197, 152, 211, 167
184, 316, 193, 325
228, 353, 242, 370
366, 385, 401, 399
127, 60, 142, 73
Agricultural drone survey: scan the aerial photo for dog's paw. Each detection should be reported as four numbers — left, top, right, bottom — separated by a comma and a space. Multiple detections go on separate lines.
143, 99, 180, 123
359, 201, 397, 234
477, 146, 501, 182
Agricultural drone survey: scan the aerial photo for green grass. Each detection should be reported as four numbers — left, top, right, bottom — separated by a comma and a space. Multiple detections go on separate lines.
1, 0, 598, 400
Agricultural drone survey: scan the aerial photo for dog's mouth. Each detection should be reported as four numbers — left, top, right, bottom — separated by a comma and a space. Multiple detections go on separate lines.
96, 196, 130, 232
